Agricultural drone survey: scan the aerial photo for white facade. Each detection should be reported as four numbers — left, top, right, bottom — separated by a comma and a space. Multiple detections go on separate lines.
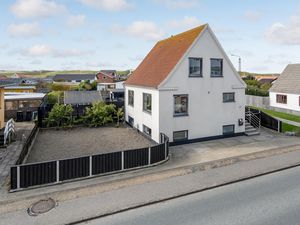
270, 92, 300, 112
125, 27, 246, 143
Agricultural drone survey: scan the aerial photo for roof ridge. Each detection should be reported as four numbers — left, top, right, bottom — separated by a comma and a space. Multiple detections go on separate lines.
158, 24, 207, 43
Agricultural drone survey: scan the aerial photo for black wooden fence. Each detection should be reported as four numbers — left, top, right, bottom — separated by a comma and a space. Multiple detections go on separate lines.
11, 133, 169, 191
246, 107, 282, 132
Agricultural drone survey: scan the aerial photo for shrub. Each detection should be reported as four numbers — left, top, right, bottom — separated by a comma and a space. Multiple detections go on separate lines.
46, 91, 64, 104
246, 85, 269, 97
83, 102, 116, 127
46, 103, 74, 127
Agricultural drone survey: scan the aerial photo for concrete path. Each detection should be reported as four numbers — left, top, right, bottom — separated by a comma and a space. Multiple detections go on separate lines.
0, 122, 35, 188
91, 165, 300, 225
2, 148, 300, 225
274, 117, 300, 127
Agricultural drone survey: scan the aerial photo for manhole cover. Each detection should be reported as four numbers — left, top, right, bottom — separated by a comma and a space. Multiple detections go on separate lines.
28, 198, 57, 216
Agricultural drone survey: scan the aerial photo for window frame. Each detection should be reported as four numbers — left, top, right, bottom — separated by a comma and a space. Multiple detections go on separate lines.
143, 93, 152, 114
223, 125, 235, 135
210, 58, 223, 77
188, 57, 203, 77
223, 92, 235, 103
143, 124, 152, 138
128, 90, 134, 107
173, 94, 189, 117
173, 130, 189, 142
276, 94, 287, 104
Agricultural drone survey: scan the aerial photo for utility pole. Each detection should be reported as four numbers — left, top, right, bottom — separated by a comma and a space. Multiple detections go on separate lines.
231, 54, 241, 73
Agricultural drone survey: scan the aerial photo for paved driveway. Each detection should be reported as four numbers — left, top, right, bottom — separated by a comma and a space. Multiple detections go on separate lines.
169, 128, 300, 168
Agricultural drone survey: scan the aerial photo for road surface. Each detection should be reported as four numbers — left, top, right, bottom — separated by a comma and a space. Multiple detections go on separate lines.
82, 166, 300, 225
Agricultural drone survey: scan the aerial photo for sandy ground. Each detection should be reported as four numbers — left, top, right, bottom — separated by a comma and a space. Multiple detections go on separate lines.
26, 126, 154, 163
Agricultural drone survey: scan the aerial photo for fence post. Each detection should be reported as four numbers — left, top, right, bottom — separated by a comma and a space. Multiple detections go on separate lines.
17, 166, 20, 190
148, 147, 151, 165
89, 156, 92, 176
165, 141, 167, 159
278, 121, 281, 133
56, 161, 60, 183
121, 151, 124, 170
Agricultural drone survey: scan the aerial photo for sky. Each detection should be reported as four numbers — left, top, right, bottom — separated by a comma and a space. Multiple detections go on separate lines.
1, 0, 300, 73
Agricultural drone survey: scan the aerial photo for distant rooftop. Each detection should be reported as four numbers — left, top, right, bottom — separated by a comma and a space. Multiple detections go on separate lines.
54, 74, 96, 81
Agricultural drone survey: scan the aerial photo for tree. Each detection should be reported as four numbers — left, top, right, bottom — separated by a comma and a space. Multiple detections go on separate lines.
46, 91, 64, 104
46, 103, 74, 127
83, 102, 115, 127
114, 107, 124, 127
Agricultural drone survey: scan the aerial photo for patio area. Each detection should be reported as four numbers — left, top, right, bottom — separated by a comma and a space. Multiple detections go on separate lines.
26, 126, 154, 163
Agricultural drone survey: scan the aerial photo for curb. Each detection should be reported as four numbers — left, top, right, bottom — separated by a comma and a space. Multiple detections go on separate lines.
69, 161, 300, 225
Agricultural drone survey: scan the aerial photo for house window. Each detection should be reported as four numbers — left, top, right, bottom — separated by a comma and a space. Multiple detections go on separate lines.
128, 90, 134, 106
143, 93, 152, 113
174, 95, 188, 116
128, 116, 134, 126
223, 125, 235, 135
211, 59, 223, 77
173, 130, 188, 142
223, 93, 235, 103
189, 58, 202, 77
143, 125, 152, 137
276, 94, 287, 104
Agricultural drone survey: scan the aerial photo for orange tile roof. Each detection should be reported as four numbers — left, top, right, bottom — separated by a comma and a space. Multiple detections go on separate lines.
125, 24, 207, 88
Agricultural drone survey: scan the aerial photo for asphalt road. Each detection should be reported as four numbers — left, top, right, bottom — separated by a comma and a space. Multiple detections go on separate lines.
83, 166, 300, 225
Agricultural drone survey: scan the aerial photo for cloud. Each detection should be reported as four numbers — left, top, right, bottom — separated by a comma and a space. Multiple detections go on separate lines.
244, 11, 262, 22
111, 21, 164, 41
15, 44, 94, 58
153, 0, 199, 9
8, 22, 41, 38
265, 11, 300, 45
11, 0, 66, 19
79, 0, 133, 11
66, 14, 86, 28
167, 16, 201, 29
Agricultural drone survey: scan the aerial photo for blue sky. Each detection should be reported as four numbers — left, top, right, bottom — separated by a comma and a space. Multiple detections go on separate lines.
1, 0, 300, 73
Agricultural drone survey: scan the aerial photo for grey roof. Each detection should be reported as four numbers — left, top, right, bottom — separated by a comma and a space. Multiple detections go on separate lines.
64, 91, 103, 105
270, 64, 300, 94
54, 74, 96, 81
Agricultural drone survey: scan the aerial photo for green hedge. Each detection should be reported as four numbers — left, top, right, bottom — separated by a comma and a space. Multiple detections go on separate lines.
246, 85, 269, 97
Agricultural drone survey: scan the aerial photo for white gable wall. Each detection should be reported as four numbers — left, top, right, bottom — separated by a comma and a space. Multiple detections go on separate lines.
125, 86, 160, 142
270, 92, 300, 112
158, 28, 245, 141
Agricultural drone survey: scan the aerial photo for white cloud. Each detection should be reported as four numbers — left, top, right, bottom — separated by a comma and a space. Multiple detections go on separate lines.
66, 14, 86, 28
244, 11, 262, 22
8, 22, 41, 38
265, 11, 300, 45
167, 16, 201, 29
17, 44, 93, 58
11, 0, 66, 19
111, 21, 164, 41
154, 0, 199, 9
24, 44, 54, 57
79, 0, 132, 11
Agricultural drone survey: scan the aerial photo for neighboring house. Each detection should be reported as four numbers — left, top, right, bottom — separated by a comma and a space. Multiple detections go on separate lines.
53, 74, 96, 84
64, 91, 102, 105
100, 70, 117, 79
5, 92, 45, 121
96, 71, 115, 83
4, 86, 36, 93
124, 24, 246, 144
269, 64, 300, 114
255, 75, 278, 84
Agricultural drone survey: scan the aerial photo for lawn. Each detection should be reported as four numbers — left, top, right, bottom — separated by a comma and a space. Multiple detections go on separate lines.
281, 123, 300, 133
251, 107, 300, 123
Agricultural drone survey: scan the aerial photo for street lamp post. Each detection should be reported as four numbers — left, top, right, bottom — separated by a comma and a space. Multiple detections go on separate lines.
231, 54, 241, 73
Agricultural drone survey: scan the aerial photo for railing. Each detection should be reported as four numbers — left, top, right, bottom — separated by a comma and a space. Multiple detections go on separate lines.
245, 110, 261, 132
4, 119, 15, 146
246, 107, 282, 132
10, 133, 169, 191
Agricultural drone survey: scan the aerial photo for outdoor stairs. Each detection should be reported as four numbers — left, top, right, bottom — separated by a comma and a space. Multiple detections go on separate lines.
245, 122, 260, 136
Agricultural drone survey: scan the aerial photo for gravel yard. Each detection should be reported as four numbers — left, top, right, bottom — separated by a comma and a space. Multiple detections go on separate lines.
26, 126, 154, 163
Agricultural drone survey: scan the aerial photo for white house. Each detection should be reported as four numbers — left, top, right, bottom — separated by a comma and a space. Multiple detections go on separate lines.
269, 64, 300, 114
124, 24, 246, 144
